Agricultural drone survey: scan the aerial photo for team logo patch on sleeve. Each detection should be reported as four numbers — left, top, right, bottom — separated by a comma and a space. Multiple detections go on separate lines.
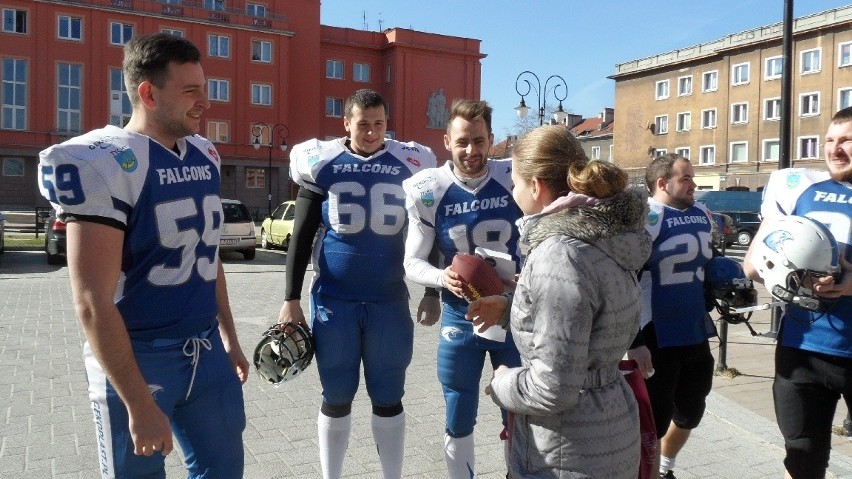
113, 148, 138, 172
420, 190, 435, 207
207, 147, 220, 162
406, 157, 420, 167
647, 210, 660, 226
786, 171, 801, 188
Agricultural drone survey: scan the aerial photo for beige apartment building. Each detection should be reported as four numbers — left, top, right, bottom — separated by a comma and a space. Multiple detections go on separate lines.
611, 5, 852, 190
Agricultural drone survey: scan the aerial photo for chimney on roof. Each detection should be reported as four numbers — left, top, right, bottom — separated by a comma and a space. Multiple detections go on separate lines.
564, 113, 583, 128
601, 108, 614, 125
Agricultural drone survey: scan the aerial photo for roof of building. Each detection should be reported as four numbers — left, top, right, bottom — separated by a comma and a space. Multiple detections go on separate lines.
489, 135, 517, 159
569, 117, 613, 139
610, 4, 852, 78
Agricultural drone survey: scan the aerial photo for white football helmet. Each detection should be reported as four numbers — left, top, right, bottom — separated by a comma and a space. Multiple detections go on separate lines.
749, 215, 841, 311
253, 322, 315, 386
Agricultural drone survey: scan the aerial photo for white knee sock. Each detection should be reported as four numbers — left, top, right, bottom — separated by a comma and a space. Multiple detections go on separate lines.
660, 455, 676, 473
318, 412, 352, 479
444, 433, 476, 479
371, 412, 406, 479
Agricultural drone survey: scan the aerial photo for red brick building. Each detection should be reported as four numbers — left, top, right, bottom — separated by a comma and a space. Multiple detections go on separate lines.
0, 0, 484, 215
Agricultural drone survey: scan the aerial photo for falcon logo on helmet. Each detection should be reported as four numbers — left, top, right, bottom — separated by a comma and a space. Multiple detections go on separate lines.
253, 322, 315, 386
749, 215, 841, 312
705, 256, 759, 334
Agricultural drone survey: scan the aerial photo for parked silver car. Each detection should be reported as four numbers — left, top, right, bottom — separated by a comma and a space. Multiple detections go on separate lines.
219, 199, 257, 260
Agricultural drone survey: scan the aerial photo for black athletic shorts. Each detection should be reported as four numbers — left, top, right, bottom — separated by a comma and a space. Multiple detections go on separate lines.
774, 345, 852, 478
643, 323, 714, 439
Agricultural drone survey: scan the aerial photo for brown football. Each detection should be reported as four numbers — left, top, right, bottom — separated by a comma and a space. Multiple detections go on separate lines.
451, 253, 504, 302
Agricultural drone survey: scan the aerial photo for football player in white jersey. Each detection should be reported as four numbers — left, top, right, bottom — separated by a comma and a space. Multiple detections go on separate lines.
37, 33, 248, 478
403, 100, 522, 478
744, 108, 852, 478
628, 154, 716, 479
277, 89, 436, 479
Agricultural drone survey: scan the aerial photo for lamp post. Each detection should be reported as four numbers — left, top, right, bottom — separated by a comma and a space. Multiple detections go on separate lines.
251, 122, 289, 217
514, 70, 569, 126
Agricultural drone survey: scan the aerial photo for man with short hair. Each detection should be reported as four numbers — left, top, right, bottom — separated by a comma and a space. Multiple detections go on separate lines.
38, 33, 248, 478
403, 99, 522, 478
277, 89, 436, 479
628, 153, 716, 479
744, 108, 852, 478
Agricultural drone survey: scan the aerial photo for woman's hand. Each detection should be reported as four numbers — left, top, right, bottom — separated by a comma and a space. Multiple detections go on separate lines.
484, 365, 510, 395
465, 295, 508, 333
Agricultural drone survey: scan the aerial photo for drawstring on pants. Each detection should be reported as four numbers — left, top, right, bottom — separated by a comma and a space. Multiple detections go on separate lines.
182, 337, 212, 400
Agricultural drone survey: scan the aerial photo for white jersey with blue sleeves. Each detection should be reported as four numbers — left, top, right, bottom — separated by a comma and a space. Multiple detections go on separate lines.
403, 159, 522, 311
290, 137, 436, 301
640, 197, 715, 347
761, 168, 852, 358
37, 125, 224, 341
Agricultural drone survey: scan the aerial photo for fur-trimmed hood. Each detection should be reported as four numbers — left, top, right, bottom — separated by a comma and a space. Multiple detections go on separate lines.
518, 187, 651, 272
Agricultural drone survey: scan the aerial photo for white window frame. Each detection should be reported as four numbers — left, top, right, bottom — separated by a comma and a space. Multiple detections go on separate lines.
251, 40, 271, 63
57, 15, 82, 41
762, 138, 780, 162
731, 102, 749, 124
208, 34, 230, 58
2, 58, 27, 130
675, 111, 691, 132
161, 28, 183, 37
246, 2, 266, 17
654, 114, 668, 134
108, 68, 131, 127
109, 22, 133, 45
701, 108, 717, 129
675, 147, 690, 160
608, 144, 613, 162
702, 70, 718, 92
655, 148, 668, 157
839, 41, 852, 68
326, 59, 343, 79
205, 0, 225, 11
57, 62, 82, 134
732, 62, 750, 86
325, 97, 343, 117
799, 92, 820, 117
207, 120, 229, 143
590, 146, 601, 160
800, 48, 821, 75
699, 145, 716, 165
839, 87, 852, 111
729, 141, 748, 163
655, 80, 669, 100
677, 75, 692, 96
353, 62, 370, 83
207, 78, 229, 102
764, 97, 781, 121
798, 136, 820, 159
764, 55, 782, 80
251, 83, 271, 106
2, 8, 27, 34
245, 167, 266, 189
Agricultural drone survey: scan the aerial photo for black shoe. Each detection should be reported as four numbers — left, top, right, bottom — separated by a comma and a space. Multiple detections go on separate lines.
659, 471, 677, 479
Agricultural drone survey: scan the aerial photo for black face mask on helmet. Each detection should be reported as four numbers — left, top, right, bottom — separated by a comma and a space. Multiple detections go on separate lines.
253, 322, 315, 386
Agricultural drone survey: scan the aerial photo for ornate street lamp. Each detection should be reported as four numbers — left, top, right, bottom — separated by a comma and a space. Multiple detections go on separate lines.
514, 70, 569, 126
251, 122, 289, 217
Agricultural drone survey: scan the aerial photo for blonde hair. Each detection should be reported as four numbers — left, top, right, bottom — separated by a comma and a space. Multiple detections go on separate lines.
512, 125, 627, 199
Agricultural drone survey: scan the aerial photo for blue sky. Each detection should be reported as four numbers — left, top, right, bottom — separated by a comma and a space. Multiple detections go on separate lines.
321, 0, 848, 140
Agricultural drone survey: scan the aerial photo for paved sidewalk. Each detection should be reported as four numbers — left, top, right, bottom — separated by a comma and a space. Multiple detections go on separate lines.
1, 248, 851, 478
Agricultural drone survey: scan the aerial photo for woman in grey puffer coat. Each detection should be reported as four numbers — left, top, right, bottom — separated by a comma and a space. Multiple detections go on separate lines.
468, 125, 652, 478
